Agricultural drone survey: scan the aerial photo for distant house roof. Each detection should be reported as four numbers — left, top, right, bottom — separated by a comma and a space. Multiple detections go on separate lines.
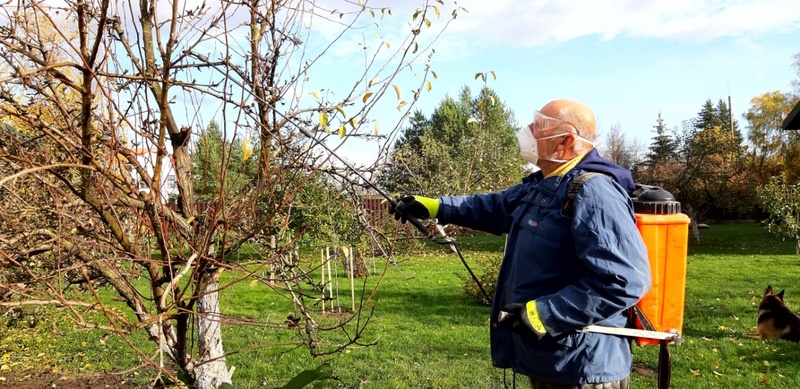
783, 101, 800, 130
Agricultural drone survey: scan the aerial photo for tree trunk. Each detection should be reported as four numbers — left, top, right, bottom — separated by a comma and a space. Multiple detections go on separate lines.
194, 268, 234, 389
795, 238, 800, 255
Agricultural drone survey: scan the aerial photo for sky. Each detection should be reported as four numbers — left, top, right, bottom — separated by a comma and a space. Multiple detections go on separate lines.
302, 0, 800, 166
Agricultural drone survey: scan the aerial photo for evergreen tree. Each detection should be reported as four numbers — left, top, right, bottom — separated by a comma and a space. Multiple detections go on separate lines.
644, 113, 677, 167
383, 86, 524, 196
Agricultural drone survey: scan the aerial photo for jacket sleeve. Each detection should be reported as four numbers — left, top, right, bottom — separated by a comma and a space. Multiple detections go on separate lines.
437, 183, 527, 236
537, 176, 652, 336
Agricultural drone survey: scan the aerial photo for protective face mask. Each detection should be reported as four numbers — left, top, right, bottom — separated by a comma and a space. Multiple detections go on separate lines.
516, 128, 572, 165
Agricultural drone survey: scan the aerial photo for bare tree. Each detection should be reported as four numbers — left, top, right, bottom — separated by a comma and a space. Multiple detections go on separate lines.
599, 122, 641, 171
0, 1, 462, 387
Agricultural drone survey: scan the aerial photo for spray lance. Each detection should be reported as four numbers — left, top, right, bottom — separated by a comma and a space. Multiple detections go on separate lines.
296, 126, 493, 304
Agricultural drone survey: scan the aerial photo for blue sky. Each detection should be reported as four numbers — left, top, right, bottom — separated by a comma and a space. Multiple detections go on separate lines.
303, 0, 800, 165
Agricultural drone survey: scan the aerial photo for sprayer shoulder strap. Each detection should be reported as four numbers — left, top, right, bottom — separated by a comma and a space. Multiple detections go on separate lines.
562, 172, 610, 217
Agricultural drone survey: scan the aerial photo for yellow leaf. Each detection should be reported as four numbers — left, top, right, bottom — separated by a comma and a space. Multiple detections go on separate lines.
0, 365, 9, 371
363, 92, 373, 103
319, 111, 329, 127
490, 70, 497, 80
249, 279, 258, 287
374, 122, 379, 135
338, 125, 346, 138
432, 5, 440, 17
392, 84, 402, 100
349, 117, 358, 129
385, 42, 390, 49
334, 105, 347, 117
311, 90, 321, 100
368, 77, 381, 87
397, 101, 407, 110
490, 96, 496, 106
241, 138, 253, 162
467, 117, 478, 125
426, 81, 432, 92
412, 42, 418, 54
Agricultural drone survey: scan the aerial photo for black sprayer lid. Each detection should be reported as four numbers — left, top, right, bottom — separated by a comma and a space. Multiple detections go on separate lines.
631, 184, 681, 215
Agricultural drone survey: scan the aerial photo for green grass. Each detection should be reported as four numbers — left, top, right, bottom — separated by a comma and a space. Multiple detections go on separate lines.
3, 224, 800, 388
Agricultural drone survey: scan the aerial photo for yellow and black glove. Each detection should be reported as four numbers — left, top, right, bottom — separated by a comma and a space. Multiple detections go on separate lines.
499, 300, 548, 339
389, 195, 439, 223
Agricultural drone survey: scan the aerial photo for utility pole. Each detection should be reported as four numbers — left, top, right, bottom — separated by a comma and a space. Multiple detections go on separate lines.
728, 94, 734, 136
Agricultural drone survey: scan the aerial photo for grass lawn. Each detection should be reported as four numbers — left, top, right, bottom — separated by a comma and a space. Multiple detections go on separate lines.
3, 224, 800, 388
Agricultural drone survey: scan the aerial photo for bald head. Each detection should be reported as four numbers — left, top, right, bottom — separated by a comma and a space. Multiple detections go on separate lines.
538, 99, 597, 141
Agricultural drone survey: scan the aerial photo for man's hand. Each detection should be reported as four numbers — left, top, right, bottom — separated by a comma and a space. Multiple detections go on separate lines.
389, 195, 439, 223
499, 301, 548, 339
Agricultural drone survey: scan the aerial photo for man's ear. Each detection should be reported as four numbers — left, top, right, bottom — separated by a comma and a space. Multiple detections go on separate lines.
557, 132, 577, 153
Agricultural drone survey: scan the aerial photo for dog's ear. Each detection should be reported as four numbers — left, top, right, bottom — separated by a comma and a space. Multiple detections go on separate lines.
778, 290, 785, 301
765, 285, 774, 296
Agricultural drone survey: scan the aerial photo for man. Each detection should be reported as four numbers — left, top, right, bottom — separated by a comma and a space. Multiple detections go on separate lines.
390, 99, 651, 388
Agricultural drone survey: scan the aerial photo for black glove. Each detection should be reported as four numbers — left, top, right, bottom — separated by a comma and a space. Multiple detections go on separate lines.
499, 301, 548, 339
389, 195, 439, 224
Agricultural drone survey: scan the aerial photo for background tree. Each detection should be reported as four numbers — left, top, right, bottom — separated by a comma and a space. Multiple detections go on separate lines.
599, 122, 642, 173
744, 91, 800, 182
0, 1, 463, 387
757, 176, 800, 254
382, 83, 524, 197
642, 99, 754, 223
192, 120, 257, 203
639, 113, 680, 186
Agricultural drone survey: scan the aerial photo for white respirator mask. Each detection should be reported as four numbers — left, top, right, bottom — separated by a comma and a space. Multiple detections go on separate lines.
516, 127, 571, 165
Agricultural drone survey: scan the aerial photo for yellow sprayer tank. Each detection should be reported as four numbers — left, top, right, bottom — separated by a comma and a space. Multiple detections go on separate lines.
632, 185, 690, 346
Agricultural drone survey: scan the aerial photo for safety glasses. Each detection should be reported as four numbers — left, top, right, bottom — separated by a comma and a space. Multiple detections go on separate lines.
529, 111, 564, 133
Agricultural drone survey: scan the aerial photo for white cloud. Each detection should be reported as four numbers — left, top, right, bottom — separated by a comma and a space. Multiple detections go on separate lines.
445, 0, 800, 46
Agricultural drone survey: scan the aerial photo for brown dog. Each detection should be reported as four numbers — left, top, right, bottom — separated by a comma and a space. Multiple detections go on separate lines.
758, 285, 800, 342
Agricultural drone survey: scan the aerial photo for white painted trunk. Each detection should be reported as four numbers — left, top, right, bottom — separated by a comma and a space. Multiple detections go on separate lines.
193, 269, 234, 389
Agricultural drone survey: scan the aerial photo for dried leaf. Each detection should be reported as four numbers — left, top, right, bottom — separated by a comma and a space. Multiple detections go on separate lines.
392, 84, 402, 100
369, 77, 381, 87
363, 92, 373, 103
334, 105, 347, 117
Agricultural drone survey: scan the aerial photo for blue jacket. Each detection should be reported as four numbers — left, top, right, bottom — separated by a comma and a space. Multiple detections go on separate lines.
437, 150, 651, 384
